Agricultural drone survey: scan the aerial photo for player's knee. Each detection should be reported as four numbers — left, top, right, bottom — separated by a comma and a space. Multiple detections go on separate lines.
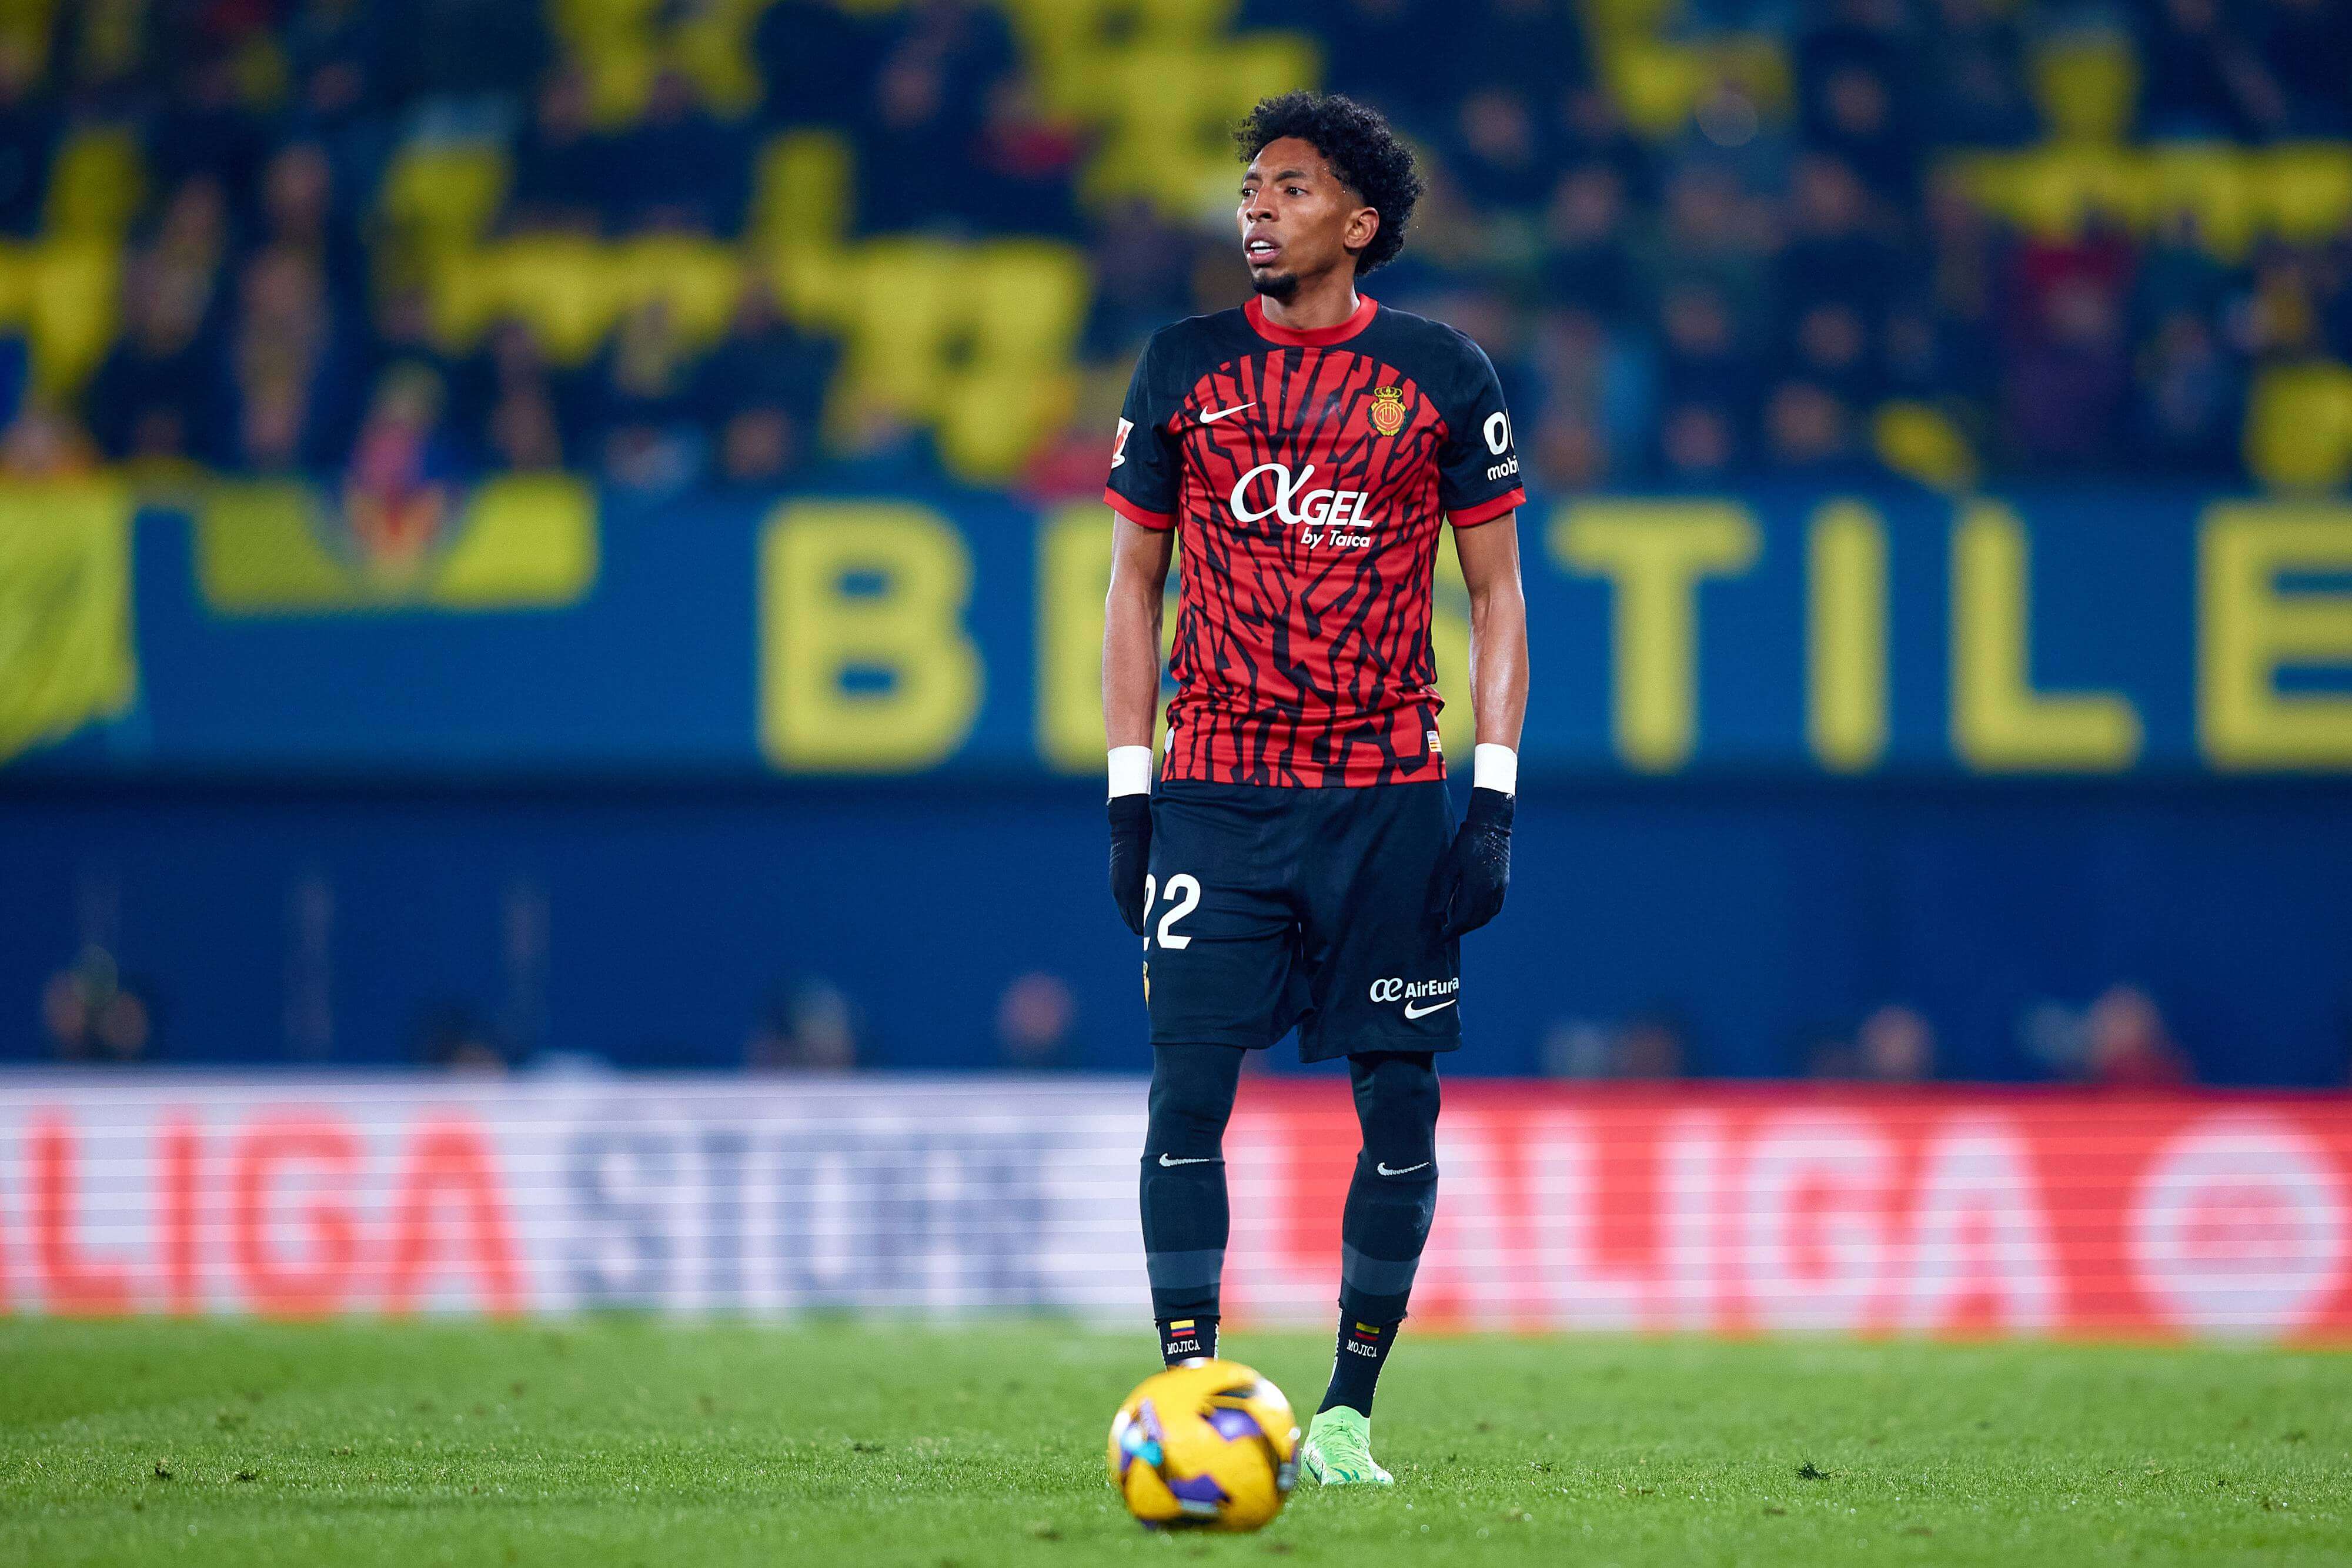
1349, 1051, 1439, 1169
1147, 1043, 1245, 1154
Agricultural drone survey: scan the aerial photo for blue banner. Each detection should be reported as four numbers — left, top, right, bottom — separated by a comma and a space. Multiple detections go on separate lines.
15, 480, 2352, 778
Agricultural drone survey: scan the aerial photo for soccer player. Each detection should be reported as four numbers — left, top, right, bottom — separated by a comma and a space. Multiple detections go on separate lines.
1101, 91, 1529, 1488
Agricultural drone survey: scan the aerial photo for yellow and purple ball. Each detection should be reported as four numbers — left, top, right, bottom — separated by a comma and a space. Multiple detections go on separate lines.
1107, 1359, 1299, 1532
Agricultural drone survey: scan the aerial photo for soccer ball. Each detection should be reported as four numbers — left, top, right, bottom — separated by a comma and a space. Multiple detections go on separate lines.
1107, 1359, 1299, 1532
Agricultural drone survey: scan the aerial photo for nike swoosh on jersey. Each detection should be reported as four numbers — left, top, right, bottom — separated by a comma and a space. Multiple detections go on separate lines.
1402, 999, 1456, 1020
1376, 1161, 1431, 1176
1158, 1153, 1217, 1167
1197, 402, 1256, 423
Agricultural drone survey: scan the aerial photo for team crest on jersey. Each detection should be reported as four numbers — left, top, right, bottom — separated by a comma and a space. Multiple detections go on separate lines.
1368, 386, 1406, 437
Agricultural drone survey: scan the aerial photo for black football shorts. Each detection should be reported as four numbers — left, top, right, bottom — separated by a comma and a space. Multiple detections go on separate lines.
1141, 779, 1462, 1063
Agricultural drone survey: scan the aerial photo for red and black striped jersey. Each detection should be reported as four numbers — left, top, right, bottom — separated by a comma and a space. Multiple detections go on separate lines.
1105, 294, 1525, 788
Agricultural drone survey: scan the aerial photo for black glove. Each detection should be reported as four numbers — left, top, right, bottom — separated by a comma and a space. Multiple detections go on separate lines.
1109, 794, 1153, 935
1428, 787, 1514, 941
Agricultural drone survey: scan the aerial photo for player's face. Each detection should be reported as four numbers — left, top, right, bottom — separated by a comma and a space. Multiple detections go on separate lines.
1238, 138, 1377, 301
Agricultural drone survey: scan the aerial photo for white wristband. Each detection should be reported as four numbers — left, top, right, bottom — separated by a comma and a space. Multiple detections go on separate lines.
1108, 745, 1155, 798
1473, 743, 1518, 796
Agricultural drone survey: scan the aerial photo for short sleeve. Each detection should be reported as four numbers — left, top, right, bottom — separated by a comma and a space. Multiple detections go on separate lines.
1435, 335, 1526, 528
1105, 333, 1179, 529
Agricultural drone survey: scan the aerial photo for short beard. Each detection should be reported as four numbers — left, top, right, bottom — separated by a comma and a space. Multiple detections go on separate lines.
1250, 268, 1301, 302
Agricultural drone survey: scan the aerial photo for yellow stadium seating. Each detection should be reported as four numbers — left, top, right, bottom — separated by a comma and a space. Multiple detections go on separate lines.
750, 130, 854, 251
966, 240, 1091, 367
0, 242, 28, 337
24, 236, 121, 396
1215, 32, 1323, 128
1000, 0, 1237, 44
2259, 143, 2352, 245
1006, 0, 1244, 119
418, 252, 485, 350
1602, 40, 1703, 139
1952, 145, 2147, 239
580, 38, 661, 126
763, 242, 860, 334
610, 235, 746, 350
379, 143, 512, 256
1872, 401, 1977, 493
668, 0, 767, 118
796, 235, 1094, 473
1950, 141, 2352, 257
2032, 33, 2138, 145
549, 0, 664, 52
34, 0, 2347, 492
1602, 34, 1790, 141
2143, 146, 2258, 260
936, 363, 1078, 482
1709, 35, 1794, 120
1082, 35, 1318, 217
44, 125, 144, 238
1946, 150, 2016, 218
999, 6, 1091, 119
1082, 48, 1202, 210
490, 233, 625, 365
556, 0, 773, 122
427, 233, 740, 360
836, 238, 967, 421
0, 0, 55, 58
2246, 360, 2352, 492
1583, 0, 1676, 49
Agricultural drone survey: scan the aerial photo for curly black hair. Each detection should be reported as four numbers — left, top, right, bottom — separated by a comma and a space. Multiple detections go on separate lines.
1235, 91, 1424, 276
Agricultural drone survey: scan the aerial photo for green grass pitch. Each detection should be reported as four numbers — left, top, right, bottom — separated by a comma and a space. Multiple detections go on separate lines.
2, 1319, 2347, 1566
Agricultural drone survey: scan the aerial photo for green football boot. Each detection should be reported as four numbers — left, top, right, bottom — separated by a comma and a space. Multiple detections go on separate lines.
1299, 1406, 1394, 1486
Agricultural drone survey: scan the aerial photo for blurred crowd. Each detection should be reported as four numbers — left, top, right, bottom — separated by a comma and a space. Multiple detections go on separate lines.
43, 931, 2217, 1085
1243, 0, 2352, 489
0, 1, 847, 494
2, 0, 2351, 497
1541, 982, 2197, 1086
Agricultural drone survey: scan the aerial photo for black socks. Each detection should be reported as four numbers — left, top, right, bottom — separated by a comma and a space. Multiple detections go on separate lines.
1140, 1044, 1245, 1350
1321, 1315, 1401, 1416
1157, 1315, 1218, 1365
1318, 1052, 1439, 1417
1143, 1044, 1439, 1414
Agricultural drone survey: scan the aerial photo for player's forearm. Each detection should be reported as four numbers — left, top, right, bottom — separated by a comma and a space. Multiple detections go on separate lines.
1104, 590, 1164, 750
1103, 521, 1172, 751
1466, 580, 1528, 751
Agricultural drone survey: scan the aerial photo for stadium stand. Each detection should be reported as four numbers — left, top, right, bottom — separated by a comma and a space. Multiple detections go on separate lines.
0, 0, 2350, 494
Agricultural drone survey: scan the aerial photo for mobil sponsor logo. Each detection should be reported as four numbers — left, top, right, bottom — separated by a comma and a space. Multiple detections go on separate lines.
1481, 412, 1516, 482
